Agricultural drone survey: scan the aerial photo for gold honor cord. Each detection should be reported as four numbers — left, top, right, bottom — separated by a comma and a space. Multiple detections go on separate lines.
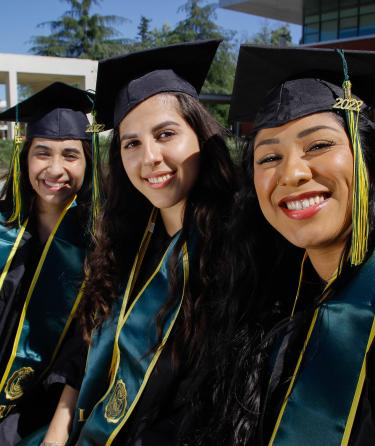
81, 207, 159, 430
0, 219, 28, 294
269, 253, 342, 445
105, 242, 189, 446
0, 196, 77, 395
341, 317, 375, 445
108, 207, 158, 381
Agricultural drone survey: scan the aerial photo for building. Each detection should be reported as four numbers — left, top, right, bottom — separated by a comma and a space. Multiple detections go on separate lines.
219, 0, 375, 49
0, 53, 98, 138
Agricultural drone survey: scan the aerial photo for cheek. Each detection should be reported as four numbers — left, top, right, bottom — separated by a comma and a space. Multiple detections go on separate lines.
254, 168, 274, 212
121, 152, 139, 184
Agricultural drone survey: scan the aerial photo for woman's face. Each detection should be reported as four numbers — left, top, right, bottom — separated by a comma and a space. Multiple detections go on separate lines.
28, 138, 86, 209
119, 94, 200, 211
253, 112, 353, 251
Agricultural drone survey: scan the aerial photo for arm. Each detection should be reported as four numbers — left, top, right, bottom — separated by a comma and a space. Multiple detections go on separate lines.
41, 384, 78, 446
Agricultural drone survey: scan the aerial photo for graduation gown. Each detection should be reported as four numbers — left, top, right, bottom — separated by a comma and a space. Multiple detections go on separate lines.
0, 202, 87, 445
259, 257, 375, 446
68, 219, 192, 446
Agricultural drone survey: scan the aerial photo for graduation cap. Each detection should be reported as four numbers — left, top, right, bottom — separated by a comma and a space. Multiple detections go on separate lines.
229, 45, 375, 128
95, 39, 221, 130
0, 82, 100, 228
0, 81, 94, 140
231, 45, 375, 266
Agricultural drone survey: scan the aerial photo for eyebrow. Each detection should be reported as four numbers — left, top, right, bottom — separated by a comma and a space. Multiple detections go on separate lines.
297, 125, 340, 138
120, 120, 181, 142
254, 125, 340, 150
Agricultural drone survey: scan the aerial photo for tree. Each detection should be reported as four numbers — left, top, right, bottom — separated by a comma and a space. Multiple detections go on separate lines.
248, 21, 292, 47
29, 0, 130, 59
171, 0, 237, 124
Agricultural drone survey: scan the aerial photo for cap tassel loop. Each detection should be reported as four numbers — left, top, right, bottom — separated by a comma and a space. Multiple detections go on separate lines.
336, 49, 369, 266
7, 122, 23, 226
86, 109, 104, 237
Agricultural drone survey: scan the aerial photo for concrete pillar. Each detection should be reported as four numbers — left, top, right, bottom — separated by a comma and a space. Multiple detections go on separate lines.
5, 70, 17, 140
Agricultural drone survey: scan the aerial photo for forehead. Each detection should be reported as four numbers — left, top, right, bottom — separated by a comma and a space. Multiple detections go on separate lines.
30, 138, 84, 150
120, 94, 181, 127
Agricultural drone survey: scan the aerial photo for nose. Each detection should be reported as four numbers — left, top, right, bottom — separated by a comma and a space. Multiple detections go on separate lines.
143, 139, 163, 166
46, 156, 65, 177
277, 153, 312, 187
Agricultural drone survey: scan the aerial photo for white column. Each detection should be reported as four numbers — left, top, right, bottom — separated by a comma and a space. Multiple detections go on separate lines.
5, 70, 18, 140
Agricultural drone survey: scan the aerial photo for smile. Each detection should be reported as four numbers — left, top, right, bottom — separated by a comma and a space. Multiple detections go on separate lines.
42, 179, 68, 190
144, 172, 176, 189
280, 192, 330, 220
285, 195, 325, 210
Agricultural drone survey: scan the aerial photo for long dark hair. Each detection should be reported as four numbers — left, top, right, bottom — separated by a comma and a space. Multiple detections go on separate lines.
184, 111, 375, 445
79, 91, 239, 383
0, 138, 93, 226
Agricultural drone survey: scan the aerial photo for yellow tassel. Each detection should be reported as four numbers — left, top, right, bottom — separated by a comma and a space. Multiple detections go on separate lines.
335, 50, 369, 266
342, 80, 369, 266
6, 123, 23, 226
86, 111, 103, 237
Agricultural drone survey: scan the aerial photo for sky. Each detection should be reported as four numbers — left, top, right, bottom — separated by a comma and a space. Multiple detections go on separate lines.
0, 0, 301, 99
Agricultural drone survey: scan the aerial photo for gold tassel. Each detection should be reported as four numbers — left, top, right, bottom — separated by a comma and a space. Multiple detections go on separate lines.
335, 50, 369, 266
6, 122, 23, 226
86, 111, 104, 237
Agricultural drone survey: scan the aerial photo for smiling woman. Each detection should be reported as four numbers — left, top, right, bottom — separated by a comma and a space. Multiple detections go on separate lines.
0, 82, 95, 445
197, 46, 375, 446
59, 40, 239, 446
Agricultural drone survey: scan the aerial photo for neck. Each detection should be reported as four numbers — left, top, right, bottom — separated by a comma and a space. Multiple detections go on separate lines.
160, 201, 185, 236
35, 199, 66, 244
307, 241, 347, 282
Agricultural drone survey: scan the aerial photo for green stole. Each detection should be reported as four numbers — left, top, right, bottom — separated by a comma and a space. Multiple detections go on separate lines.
269, 252, 375, 445
0, 197, 86, 419
69, 209, 190, 446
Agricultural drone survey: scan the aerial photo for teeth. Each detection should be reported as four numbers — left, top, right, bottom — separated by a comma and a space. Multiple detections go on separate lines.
44, 180, 65, 189
147, 174, 173, 184
285, 195, 326, 211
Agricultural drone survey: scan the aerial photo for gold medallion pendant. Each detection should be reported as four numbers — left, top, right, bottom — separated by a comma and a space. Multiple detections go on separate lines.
5, 367, 35, 400
104, 379, 128, 424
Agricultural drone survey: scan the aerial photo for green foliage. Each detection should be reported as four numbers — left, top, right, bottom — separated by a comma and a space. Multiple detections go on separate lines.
247, 21, 292, 46
30, 0, 130, 59
129, 1, 236, 125
0, 140, 13, 173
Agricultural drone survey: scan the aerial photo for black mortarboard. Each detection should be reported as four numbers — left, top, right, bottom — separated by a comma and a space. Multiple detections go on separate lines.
229, 46, 375, 131
0, 82, 94, 140
95, 39, 221, 130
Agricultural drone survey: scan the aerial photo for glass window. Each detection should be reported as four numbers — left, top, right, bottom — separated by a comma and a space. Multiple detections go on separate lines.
304, 0, 320, 16
322, 0, 339, 11
304, 32, 320, 43
304, 22, 320, 35
322, 11, 339, 20
360, 4, 375, 14
340, 0, 358, 7
305, 14, 320, 24
321, 19, 338, 40
359, 13, 375, 35
339, 16, 358, 37
340, 7, 358, 17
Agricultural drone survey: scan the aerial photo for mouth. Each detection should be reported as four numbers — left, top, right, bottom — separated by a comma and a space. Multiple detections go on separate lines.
279, 192, 331, 219
143, 172, 176, 189
41, 179, 69, 191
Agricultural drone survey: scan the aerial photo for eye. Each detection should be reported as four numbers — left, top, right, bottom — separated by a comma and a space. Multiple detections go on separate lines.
64, 153, 80, 161
34, 151, 50, 159
157, 130, 175, 140
256, 154, 282, 165
122, 140, 140, 150
306, 140, 335, 153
